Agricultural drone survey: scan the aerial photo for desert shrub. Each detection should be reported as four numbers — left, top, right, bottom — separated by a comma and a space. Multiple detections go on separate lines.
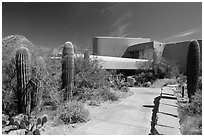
73, 87, 98, 102
59, 101, 89, 124
181, 115, 202, 135
133, 71, 156, 86
188, 89, 202, 116
179, 89, 202, 116
74, 55, 110, 89
108, 73, 131, 91
41, 58, 62, 107
155, 58, 180, 79
178, 86, 202, 135
197, 76, 202, 91
98, 87, 119, 101
73, 55, 119, 103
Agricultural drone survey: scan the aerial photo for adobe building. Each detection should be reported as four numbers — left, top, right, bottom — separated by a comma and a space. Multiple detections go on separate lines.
93, 36, 151, 57
92, 36, 202, 73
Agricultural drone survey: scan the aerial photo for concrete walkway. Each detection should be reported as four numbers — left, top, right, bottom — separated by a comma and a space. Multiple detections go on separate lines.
72, 87, 162, 135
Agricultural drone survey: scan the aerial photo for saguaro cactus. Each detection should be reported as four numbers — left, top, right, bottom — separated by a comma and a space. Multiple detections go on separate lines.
15, 47, 31, 115
84, 49, 90, 60
61, 41, 74, 101
186, 40, 200, 99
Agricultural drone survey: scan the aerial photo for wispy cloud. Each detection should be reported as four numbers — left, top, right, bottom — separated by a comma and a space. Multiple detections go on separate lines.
101, 3, 120, 16
110, 23, 131, 37
101, 3, 133, 37
111, 11, 132, 28
161, 27, 201, 42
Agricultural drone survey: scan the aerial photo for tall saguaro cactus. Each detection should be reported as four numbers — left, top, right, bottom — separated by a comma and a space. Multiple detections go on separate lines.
186, 40, 200, 99
62, 41, 74, 101
15, 47, 31, 115
84, 49, 90, 60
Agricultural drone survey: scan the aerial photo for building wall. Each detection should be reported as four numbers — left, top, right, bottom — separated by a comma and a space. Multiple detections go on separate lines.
92, 36, 202, 73
93, 36, 151, 57
123, 41, 154, 60
162, 40, 202, 73
153, 41, 165, 61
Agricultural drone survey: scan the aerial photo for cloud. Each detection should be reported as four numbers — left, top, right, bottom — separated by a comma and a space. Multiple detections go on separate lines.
111, 11, 132, 28
101, 3, 133, 37
101, 3, 120, 16
110, 23, 131, 37
161, 27, 201, 42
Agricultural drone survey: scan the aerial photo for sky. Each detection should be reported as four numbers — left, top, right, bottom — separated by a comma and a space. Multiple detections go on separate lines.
2, 2, 202, 49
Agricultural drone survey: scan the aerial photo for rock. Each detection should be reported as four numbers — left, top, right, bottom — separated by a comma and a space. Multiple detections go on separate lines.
146, 81, 152, 87
2, 114, 9, 121
2, 114, 9, 126
13, 113, 27, 124
8, 129, 27, 135
127, 76, 135, 87
2, 125, 18, 133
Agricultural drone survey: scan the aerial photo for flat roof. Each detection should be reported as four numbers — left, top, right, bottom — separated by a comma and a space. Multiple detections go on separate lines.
50, 54, 152, 70
93, 36, 150, 40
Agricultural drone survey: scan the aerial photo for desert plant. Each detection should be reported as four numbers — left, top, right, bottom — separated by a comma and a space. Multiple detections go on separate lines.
15, 47, 31, 115
31, 56, 46, 112
186, 40, 200, 99
59, 101, 89, 124
2, 114, 48, 135
98, 87, 119, 101
133, 71, 156, 86
74, 55, 110, 89
178, 88, 202, 135
61, 42, 74, 101
84, 49, 90, 60
2, 35, 52, 116
154, 58, 180, 79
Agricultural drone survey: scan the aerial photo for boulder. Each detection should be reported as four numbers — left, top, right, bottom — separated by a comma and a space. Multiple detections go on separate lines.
2, 125, 18, 134
8, 129, 27, 135
127, 76, 136, 87
146, 81, 152, 87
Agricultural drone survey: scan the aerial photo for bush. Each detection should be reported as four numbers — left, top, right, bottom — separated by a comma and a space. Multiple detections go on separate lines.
133, 71, 156, 87
74, 55, 110, 89
178, 87, 202, 135
181, 115, 202, 135
179, 89, 202, 116
155, 58, 180, 79
197, 77, 202, 91
59, 101, 89, 124
98, 87, 119, 101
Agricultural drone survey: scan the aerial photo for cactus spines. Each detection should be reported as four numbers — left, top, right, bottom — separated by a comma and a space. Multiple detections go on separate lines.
15, 47, 31, 115
186, 40, 200, 99
61, 41, 74, 101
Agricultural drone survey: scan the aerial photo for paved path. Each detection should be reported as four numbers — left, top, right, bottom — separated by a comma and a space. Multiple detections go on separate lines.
72, 87, 162, 135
